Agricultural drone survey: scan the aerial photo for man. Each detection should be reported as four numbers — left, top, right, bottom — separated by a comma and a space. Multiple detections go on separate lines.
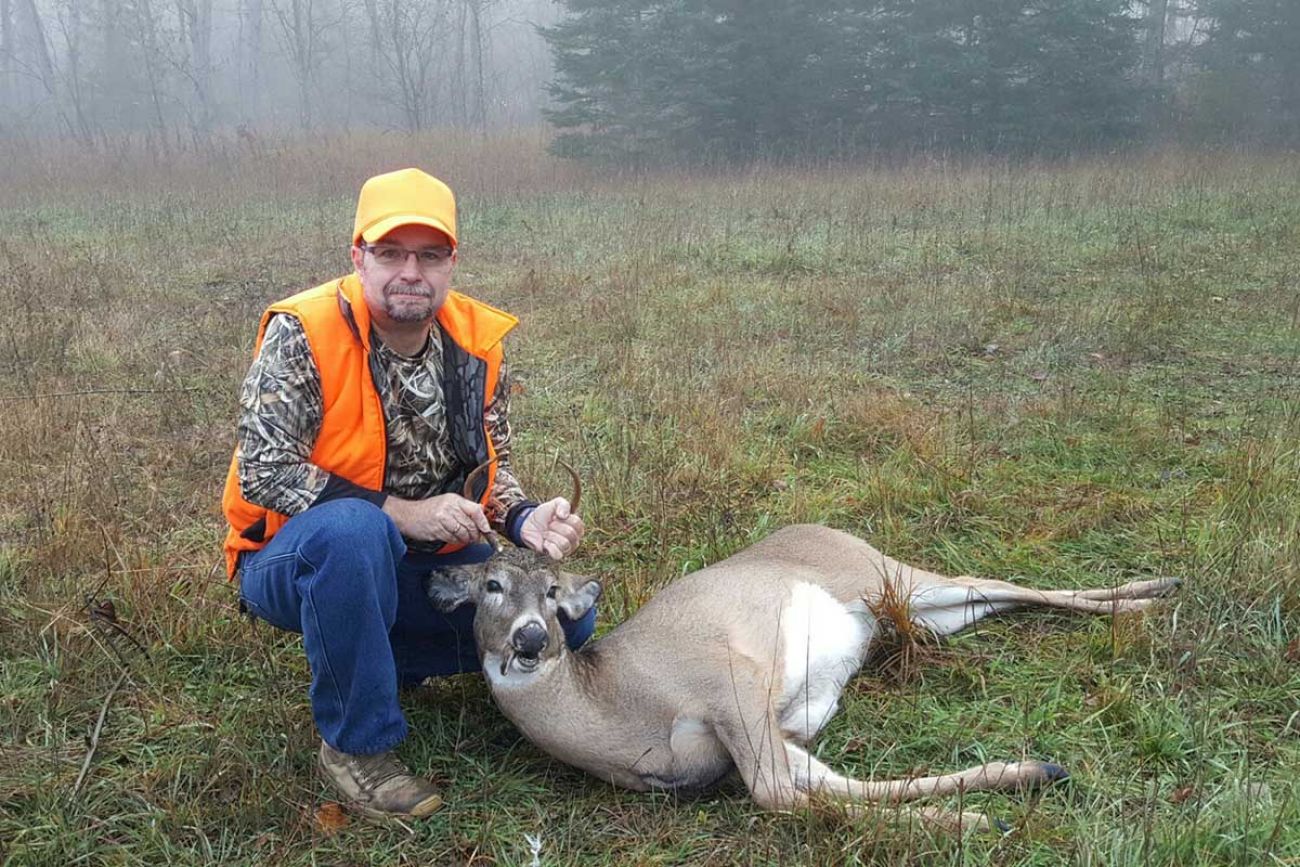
221, 168, 588, 818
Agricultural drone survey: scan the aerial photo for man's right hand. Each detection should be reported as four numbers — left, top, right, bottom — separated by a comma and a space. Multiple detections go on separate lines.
383, 494, 491, 545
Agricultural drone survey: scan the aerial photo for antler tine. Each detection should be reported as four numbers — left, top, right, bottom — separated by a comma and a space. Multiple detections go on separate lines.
555, 458, 582, 513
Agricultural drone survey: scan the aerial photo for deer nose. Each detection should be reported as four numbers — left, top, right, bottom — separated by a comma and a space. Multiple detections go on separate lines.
512, 621, 549, 655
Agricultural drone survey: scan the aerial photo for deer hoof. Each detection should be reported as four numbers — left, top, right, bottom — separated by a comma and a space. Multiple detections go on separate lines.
1039, 762, 1070, 784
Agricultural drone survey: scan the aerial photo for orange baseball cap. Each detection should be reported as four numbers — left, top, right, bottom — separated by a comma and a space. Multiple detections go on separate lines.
352, 168, 457, 247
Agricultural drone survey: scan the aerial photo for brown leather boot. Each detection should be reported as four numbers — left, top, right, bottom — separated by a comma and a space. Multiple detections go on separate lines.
318, 741, 443, 818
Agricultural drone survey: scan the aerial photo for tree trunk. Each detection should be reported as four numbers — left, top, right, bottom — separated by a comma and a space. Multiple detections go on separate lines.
1145, 0, 1170, 84
176, 0, 214, 139
56, 0, 96, 145
240, 0, 263, 122
360, 0, 382, 72
1, 0, 13, 107
468, 0, 485, 135
130, 0, 172, 152
18, 0, 55, 94
454, 0, 467, 126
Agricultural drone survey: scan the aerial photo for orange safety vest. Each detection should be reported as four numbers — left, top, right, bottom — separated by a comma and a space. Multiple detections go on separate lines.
221, 272, 518, 578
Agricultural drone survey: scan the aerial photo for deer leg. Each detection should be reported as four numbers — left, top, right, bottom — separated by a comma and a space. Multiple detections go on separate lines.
895, 577, 1175, 638
784, 741, 1067, 803
715, 714, 804, 812
1066, 577, 1182, 601
716, 721, 1002, 833
861, 551, 1177, 637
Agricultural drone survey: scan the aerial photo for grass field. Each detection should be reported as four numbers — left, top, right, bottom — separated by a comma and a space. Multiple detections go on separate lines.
1, 135, 1298, 865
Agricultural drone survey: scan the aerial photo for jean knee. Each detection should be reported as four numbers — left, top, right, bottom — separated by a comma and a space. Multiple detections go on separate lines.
296, 499, 404, 564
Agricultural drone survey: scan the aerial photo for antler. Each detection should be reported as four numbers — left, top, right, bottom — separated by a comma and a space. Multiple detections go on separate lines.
463, 456, 582, 513
463, 459, 494, 501
555, 458, 582, 513
461, 460, 501, 552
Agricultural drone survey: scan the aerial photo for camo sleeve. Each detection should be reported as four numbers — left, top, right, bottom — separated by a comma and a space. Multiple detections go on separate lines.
236, 314, 331, 515
484, 357, 531, 529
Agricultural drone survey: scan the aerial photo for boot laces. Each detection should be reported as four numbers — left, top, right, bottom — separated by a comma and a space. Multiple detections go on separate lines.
351, 751, 409, 791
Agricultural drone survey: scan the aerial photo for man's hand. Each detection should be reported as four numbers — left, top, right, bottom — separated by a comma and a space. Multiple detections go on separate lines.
384, 494, 491, 545
520, 497, 585, 560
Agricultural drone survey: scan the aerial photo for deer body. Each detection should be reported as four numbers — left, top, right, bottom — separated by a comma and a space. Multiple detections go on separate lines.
428, 523, 1178, 831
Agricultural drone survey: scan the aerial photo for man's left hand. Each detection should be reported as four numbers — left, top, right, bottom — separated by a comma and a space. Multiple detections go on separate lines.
520, 498, 585, 560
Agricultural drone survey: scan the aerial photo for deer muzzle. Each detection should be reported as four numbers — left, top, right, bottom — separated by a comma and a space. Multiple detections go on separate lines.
511, 621, 549, 656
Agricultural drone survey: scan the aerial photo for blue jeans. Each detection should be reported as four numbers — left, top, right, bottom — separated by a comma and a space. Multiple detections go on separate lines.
236, 498, 596, 755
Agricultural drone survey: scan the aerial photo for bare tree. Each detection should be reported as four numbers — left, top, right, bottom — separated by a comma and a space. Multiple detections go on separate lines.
466, 0, 486, 134
268, 0, 340, 129
124, 0, 177, 152
50, 0, 96, 145
176, 0, 215, 139
1, 0, 12, 109
237, 0, 264, 122
365, 0, 449, 131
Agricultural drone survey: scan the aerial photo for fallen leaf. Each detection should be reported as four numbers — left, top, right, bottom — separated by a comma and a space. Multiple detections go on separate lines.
315, 802, 350, 835
1284, 638, 1300, 664
1169, 785, 1195, 804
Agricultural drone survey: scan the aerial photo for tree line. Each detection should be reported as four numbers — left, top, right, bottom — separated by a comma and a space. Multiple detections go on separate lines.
0, 0, 1295, 159
543, 0, 1300, 161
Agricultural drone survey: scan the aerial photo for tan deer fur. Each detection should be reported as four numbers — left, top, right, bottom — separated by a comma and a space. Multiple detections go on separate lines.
426, 524, 1178, 833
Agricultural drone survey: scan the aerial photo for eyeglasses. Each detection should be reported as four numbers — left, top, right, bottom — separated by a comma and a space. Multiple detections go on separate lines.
359, 242, 454, 269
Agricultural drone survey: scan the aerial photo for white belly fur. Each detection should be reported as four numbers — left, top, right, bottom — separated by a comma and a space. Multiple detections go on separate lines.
778, 582, 873, 742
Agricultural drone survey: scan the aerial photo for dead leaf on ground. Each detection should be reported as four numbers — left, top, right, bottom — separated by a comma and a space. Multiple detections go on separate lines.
1284, 638, 1300, 664
1169, 785, 1196, 804
315, 802, 350, 834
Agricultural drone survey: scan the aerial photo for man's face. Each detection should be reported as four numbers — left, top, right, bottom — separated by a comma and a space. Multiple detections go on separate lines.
350, 223, 457, 328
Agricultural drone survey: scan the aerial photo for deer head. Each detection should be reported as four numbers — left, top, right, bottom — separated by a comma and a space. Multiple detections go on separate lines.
423, 460, 601, 678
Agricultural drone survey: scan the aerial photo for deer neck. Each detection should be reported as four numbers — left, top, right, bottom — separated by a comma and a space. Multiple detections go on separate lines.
484, 643, 612, 725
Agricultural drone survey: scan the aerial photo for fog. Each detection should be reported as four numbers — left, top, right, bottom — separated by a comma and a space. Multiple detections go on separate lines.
0, 0, 560, 146
1, 0, 1296, 158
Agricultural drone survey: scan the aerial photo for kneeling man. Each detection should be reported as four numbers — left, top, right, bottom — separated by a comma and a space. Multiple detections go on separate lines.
221, 168, 588, 817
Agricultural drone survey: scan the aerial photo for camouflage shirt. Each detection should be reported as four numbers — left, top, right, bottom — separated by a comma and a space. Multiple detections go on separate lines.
236, 313, 529, 547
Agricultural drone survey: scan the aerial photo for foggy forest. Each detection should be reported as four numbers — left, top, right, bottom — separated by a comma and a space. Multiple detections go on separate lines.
0, 0, 1296, 160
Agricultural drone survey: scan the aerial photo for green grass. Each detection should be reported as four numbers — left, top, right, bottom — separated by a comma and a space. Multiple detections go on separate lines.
1, 136, 1298, 865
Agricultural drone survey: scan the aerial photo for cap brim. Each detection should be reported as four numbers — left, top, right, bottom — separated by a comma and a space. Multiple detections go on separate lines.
357, 214, 456, 246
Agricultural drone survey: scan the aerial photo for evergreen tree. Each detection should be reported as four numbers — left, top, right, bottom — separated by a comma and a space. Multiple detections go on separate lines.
1191, 0, 1300, 143
543, 0, 1148, 161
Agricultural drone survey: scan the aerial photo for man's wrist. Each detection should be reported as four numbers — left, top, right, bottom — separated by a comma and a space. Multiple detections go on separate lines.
381, 495, 411, 533
504, 501, 539, 548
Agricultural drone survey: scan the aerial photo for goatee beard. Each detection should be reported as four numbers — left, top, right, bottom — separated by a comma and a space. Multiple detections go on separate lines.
384, 282, 434, 323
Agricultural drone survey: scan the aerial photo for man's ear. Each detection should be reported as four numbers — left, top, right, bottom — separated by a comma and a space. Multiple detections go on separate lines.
557, 571, 602, 620
424, 564, 479, 612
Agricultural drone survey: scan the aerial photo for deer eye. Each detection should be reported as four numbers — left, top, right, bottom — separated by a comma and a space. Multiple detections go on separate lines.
485, 579, 504, 594
546, 585, 559, 600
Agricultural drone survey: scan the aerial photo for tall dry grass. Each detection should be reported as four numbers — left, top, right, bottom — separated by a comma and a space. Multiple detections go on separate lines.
1, 136, 1298, 865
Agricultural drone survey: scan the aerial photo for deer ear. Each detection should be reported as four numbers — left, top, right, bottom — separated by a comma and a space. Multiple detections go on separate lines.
558, 571, 602, 620
425, 564, 478, 612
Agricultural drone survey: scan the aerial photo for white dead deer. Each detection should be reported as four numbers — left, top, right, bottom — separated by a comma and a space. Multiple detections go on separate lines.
428, 465, 1179, 832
